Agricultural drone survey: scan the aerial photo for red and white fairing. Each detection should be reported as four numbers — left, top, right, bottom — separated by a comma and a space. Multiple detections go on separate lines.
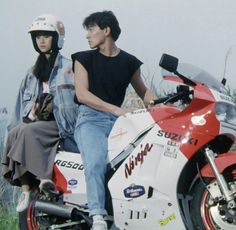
107, 77, 236, 229
107, 104, 188, 229
51, 64, 236, 229
53, 151, 87, 204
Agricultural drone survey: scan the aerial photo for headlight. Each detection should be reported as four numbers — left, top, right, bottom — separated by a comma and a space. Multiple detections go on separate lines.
215, 102, 236, 125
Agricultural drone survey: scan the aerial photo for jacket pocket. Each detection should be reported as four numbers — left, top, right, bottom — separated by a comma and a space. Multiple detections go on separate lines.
22, 91, 34, 117
22, 91, 32, 102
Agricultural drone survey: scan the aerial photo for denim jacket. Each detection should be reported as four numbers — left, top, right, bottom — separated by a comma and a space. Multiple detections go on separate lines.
7, 53, 78, 138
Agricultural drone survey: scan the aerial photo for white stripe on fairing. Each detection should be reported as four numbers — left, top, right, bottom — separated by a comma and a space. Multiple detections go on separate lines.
108, 109, 156, 161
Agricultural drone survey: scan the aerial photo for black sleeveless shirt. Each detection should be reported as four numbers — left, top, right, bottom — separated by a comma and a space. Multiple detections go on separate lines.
71, 49, 142, 107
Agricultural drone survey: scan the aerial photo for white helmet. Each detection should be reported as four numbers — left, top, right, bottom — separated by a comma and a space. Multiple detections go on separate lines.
28, 14, 65, 49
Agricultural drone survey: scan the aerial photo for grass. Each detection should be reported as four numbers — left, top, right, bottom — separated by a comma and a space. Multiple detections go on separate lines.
0, 206, 18, 230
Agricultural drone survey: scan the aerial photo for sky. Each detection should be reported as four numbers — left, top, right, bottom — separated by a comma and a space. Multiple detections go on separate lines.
1, 0, 236, 111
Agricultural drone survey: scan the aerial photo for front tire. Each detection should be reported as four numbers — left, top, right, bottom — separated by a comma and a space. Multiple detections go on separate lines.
189, 167, 236, 230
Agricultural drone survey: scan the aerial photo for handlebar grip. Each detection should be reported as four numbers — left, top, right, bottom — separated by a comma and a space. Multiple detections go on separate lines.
148, 96, 171, 106
146, 90, 192, 107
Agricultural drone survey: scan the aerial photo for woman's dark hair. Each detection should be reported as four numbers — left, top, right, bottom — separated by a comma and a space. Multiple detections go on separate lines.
83, 10, 121, 41
33, 51, 58, 82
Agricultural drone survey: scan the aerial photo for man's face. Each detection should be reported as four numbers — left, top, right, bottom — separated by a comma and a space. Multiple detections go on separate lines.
86, 24, 107, 49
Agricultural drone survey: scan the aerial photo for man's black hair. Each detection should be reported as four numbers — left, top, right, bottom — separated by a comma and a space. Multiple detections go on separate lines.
83, 10, 121, 41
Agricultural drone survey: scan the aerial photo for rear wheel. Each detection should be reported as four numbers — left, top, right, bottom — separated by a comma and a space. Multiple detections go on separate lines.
18, 189, 40, 230
18, 190, 89, 230
190, 167, 236, 230
26, 204, 89, 230
18, 210, 28, 230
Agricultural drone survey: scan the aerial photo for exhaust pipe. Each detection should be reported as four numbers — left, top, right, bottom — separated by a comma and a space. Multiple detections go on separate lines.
34, 200, 92, 226
35, 200, 75, 218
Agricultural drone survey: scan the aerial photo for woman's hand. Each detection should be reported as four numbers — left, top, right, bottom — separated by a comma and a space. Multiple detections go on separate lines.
28, 102, 39, 121
31, 102, 39, 116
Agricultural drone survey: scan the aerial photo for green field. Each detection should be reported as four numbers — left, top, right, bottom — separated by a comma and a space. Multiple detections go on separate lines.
0, 206, 18, 230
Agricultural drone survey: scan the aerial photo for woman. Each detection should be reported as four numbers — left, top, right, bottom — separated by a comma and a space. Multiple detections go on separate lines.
1, 14, 78, 212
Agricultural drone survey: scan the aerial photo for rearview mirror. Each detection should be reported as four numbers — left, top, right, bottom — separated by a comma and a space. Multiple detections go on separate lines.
159, 53, 179, 73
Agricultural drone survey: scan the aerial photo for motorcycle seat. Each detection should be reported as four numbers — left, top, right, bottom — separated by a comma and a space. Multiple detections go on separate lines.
58, 135, 80, 153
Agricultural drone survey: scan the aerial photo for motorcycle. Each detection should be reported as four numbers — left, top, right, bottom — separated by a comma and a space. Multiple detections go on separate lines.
20, 53, 236, 230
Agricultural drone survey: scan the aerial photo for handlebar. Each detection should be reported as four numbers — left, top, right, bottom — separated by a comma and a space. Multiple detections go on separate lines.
149, 95, 174, 105
146, 88, 193, 107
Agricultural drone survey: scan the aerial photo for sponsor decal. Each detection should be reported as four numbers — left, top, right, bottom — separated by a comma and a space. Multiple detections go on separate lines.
131, 109, 147, 114
68, 179, 78, 186
125, 143, 153, 178
123, 184, 145, 198
36, 17, 46, 21
220, 94, 234, 103
55, 160, 84, 170
167, 140, 179, 147
191, 115, 206, 126
158, 213, 176, 227
164, 146, 178, 158
164, 140, 180, 158
157, 130, 198, 146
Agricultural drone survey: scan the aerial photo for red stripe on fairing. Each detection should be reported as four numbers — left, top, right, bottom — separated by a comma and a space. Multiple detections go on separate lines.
53, 165, 71, 193
163, 75, 184, 84
148, 83, 220, 159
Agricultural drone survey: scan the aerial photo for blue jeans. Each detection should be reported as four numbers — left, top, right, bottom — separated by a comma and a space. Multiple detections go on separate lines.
74, 105, 117, 216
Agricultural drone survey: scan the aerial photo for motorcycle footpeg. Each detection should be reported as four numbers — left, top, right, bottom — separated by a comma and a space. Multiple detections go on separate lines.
39, 179, 59, 196
71, 208, 92, 226
104, 215, 114, 224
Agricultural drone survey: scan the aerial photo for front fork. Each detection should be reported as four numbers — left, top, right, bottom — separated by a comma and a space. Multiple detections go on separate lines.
204, 148, 236, 208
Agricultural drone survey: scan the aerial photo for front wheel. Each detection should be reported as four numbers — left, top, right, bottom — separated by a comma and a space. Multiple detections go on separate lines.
189, 167, 236, 230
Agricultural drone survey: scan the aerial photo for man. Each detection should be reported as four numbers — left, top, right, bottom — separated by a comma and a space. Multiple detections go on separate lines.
72, 10, 156, 230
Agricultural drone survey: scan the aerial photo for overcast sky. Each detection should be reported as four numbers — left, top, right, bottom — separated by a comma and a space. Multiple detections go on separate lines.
1, 0, 236, 110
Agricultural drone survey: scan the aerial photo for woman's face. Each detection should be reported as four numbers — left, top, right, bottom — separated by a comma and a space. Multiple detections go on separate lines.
35, 34, 53, 53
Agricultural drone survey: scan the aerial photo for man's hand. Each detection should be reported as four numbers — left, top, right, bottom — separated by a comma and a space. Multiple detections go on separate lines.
143, 100, 155, 108
113, 107, 136, 116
